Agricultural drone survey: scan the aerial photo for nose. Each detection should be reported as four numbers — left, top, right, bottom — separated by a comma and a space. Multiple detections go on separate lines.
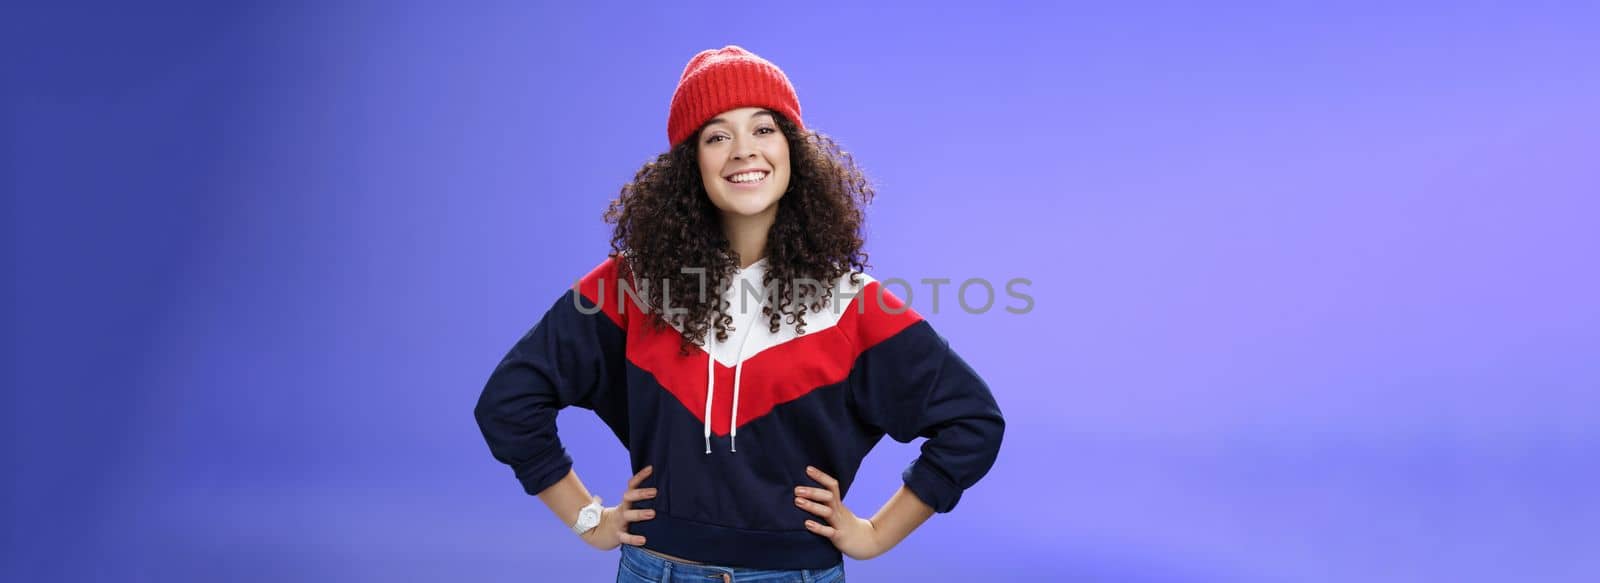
732, 137, 756, 160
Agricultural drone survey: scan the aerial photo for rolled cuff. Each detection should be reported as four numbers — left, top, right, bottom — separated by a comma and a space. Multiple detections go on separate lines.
515, 450, 574, 496
901, 458, 963, 513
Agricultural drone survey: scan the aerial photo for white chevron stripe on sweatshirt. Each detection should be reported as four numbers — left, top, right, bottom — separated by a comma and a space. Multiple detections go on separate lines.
664, 258, 877, 368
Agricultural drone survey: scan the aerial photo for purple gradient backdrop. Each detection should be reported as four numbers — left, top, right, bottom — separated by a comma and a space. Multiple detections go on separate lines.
7, 2, 1598, 581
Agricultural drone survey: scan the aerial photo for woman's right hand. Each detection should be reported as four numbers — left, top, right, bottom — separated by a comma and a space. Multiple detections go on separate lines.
580, 465, 657, 551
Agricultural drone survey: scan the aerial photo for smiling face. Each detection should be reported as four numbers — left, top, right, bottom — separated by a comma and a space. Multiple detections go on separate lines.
696, 107, 792, 221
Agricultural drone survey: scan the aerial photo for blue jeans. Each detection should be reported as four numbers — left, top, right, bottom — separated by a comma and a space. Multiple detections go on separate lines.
616, 545, 845, 583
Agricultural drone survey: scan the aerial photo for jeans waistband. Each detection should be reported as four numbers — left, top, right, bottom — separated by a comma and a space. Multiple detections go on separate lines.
620, 544, 842, 582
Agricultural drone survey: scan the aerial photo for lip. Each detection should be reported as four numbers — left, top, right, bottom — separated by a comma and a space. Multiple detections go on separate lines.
722, 169, 771, 188
722, 168, 771, 180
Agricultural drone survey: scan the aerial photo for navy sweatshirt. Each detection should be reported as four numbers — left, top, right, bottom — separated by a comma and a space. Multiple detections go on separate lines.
474, 255, 1005, 569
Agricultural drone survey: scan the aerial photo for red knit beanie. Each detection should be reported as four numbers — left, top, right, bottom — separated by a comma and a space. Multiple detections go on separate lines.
667, 45, 804, 147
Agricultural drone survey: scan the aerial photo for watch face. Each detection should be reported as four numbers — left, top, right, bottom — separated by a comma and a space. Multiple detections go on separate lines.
580, 507, 600, 525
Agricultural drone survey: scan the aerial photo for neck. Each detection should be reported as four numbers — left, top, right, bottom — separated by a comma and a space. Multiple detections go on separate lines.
721, 209, 775, 269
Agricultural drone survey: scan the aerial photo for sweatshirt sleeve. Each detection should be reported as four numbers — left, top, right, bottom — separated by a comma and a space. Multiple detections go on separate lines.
847, 279, 1005, 513
473, 257, 631, 496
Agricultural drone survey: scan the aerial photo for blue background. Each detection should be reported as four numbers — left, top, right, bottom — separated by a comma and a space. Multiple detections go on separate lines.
6, 1, 1598, 581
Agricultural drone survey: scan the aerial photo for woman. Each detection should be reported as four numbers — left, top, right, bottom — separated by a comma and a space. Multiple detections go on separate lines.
474, 45, 1004, 582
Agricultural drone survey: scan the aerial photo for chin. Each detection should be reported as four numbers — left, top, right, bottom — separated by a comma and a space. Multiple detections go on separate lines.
714, 193, 783, 217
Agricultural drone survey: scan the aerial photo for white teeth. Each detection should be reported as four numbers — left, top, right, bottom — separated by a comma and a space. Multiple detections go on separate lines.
729, 171, 767, 184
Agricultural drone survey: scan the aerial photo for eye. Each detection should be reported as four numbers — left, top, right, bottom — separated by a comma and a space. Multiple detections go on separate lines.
756, 126, 777, 135
704, 134, 728, 144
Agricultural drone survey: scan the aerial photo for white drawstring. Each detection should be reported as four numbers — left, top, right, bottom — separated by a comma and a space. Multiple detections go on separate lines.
703, 259, 768, 455
731, 355, 744, 452
729, 318, 754, 453
703, 349, 715, 454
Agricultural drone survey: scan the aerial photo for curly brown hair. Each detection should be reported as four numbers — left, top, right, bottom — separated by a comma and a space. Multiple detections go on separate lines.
603, 112, 873, 356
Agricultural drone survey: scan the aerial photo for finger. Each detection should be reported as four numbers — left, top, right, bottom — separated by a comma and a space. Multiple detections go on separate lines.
620, 532, 648, 546
794, 486, 834, 503
795, 497, 834, 519
623, 508, 657, 523
622, 488, 658, 504
804, 520, 837, 539
628, 466, 654, 489
806, 466, 840, 492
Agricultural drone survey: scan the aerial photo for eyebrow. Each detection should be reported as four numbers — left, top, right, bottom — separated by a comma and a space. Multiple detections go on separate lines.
703, 110, 775, 128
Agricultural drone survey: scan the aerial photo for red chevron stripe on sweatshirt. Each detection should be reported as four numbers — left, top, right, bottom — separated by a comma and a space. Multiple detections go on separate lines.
576, 255, 921, 435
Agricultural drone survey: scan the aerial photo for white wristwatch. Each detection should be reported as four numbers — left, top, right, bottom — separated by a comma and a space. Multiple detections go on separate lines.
571, 496, 604, 536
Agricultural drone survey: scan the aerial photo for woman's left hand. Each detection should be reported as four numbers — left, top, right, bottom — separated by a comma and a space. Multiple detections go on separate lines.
794, 465, 885, 560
